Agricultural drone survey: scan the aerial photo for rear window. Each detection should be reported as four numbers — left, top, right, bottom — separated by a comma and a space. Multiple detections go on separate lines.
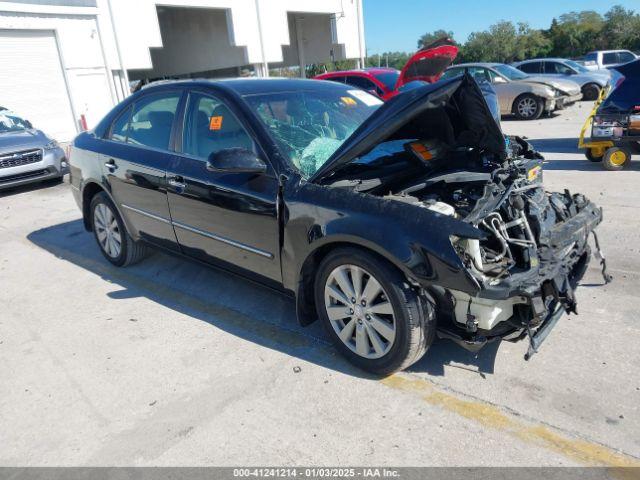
618, 51, 636, 63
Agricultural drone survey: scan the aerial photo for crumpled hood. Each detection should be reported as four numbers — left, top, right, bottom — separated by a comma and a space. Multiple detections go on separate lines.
0, 129, 49, 155
522, 76, 581, 95
310, 74, 506, 182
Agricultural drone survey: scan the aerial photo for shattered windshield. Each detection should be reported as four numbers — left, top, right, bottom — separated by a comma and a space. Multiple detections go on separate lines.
0, 111, 31, 134
244, 88, 382, 178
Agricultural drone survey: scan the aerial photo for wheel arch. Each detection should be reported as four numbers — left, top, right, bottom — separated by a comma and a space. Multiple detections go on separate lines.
294, 238, 417, 327
80, 180, 125, 233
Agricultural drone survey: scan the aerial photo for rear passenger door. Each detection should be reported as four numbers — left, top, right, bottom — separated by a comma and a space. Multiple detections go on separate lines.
103, 90, 182, 251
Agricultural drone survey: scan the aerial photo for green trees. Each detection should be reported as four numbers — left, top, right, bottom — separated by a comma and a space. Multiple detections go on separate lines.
414, 5, 640, 64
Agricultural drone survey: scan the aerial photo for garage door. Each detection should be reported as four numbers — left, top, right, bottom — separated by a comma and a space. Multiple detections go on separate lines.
0, 30, 77, 141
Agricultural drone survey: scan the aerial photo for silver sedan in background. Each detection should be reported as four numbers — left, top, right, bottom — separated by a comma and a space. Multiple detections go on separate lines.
512, 58, 611, 101
440, 63, 583, 120
0, 109, 68, 190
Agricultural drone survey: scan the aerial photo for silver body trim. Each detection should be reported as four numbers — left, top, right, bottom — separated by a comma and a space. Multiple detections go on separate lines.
121, 203, 171, 224
120, 203, 273, 259
172, 220, 274, 259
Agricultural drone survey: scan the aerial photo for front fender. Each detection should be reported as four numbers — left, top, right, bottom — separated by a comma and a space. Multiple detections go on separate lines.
281, 180, 482, 296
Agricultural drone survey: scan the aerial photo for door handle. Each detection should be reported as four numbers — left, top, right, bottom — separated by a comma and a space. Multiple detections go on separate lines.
104, 158, 117, 171
168, 176, 186, 190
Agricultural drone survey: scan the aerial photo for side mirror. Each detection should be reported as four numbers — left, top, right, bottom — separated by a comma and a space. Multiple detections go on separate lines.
206, 148, 267, 174
368, 89, 381, 98
492, 76, 507, 84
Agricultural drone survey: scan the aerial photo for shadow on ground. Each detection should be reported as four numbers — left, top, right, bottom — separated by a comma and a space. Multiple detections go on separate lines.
28, 219, 503, 379
0, 177, 65, 198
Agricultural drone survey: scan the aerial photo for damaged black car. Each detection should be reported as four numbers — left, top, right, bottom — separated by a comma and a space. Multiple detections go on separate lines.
69, 73, 609, 375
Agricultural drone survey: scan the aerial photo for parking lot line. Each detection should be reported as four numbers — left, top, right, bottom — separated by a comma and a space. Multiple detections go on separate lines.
382, 374, 640, 468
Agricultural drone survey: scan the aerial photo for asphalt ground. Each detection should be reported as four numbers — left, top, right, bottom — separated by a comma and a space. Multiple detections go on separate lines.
1, 102, 639, 467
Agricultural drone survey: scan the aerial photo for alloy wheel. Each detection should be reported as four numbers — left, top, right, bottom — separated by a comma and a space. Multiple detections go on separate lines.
517, 97, 538, 118
93, 203, 122, 259
323, 264, 396, 359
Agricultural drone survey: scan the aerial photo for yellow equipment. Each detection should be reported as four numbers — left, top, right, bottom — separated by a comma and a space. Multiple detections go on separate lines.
578, 86, 613, 162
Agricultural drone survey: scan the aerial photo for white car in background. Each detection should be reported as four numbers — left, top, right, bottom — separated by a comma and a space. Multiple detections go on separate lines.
582, 50, 638, 71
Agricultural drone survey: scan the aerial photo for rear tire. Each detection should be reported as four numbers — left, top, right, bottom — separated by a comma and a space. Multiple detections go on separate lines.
585, 148, 604, 162
514, 94, 544, 120
89, 192, 149, 266
602, 147, 631, 171
314, 247, 435, 375
582, 83, 601, 101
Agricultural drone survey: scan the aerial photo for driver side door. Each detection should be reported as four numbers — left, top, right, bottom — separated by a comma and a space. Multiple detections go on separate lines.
166, 90, 282, 283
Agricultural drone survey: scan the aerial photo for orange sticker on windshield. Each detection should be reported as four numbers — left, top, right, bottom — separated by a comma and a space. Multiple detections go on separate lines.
209, 116, 223, 130
341, 96, 357, 106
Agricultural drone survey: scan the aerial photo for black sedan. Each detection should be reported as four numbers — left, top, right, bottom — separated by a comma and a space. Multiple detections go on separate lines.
69, 76, 607, 374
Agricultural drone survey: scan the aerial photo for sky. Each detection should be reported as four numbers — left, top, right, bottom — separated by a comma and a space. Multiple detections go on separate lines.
363, 0, 640, 54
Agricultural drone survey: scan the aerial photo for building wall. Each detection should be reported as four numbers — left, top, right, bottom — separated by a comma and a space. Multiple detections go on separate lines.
146, 6, 248, 78
97, 0, 364, 72
0, 0, 365, 138
0, 6, 114, 139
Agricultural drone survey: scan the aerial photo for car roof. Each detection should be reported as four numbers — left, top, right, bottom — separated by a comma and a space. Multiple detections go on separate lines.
365, 67, 399, 74
515, 58, 571, 63
139, 77, 348, 96
587, 49, 634, 54
450, 62, 501, 68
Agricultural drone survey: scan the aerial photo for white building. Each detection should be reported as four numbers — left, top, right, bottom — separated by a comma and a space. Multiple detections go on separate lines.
0, 0, 366, 141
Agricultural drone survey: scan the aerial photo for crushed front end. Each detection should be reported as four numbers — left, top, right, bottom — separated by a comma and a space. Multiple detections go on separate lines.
440, 137, 611, 358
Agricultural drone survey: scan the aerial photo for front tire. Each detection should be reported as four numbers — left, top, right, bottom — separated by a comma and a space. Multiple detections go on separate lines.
582, 83, 601, 101
602, 147, 631, 171
90, 192, 149, 266
514, 94, 544, 120
314, 248, 434, 375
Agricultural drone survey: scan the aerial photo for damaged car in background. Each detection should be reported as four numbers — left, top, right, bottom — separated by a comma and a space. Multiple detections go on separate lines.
70, 70, 610, 375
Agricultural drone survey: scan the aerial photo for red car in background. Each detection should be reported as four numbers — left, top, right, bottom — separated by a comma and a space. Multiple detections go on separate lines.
315, 38, 459, 100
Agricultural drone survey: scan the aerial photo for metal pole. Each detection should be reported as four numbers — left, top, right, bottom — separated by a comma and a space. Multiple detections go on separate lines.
106, 0, 131, 96
254, 0, 269, 77
355, 0, 365, 69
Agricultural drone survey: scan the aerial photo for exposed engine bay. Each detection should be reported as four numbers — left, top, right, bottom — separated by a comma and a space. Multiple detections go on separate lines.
323, 130, 610, 358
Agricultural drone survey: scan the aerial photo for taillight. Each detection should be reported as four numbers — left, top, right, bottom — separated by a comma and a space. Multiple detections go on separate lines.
614, 75, 626, 89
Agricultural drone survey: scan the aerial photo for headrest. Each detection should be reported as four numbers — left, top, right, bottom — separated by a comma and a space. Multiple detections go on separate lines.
148, 110, 174, 127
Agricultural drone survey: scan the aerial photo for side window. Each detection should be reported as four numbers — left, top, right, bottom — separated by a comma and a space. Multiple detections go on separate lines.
618, 51, 635, 63
326, 76, 346, 84
603, 52, 618, 65
344, 76, 377, 91
546, 62, 573, 74
126, 93, 180, 150
519, 62, 541, 74
183, 93, 255, 159
440, 68, 462, 80
468, 67, 491, 83
109, 106, 132, 142
585, 52, 597, 62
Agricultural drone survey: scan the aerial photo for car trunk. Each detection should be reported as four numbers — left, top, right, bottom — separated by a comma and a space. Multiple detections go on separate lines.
395, 38, 459, 89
